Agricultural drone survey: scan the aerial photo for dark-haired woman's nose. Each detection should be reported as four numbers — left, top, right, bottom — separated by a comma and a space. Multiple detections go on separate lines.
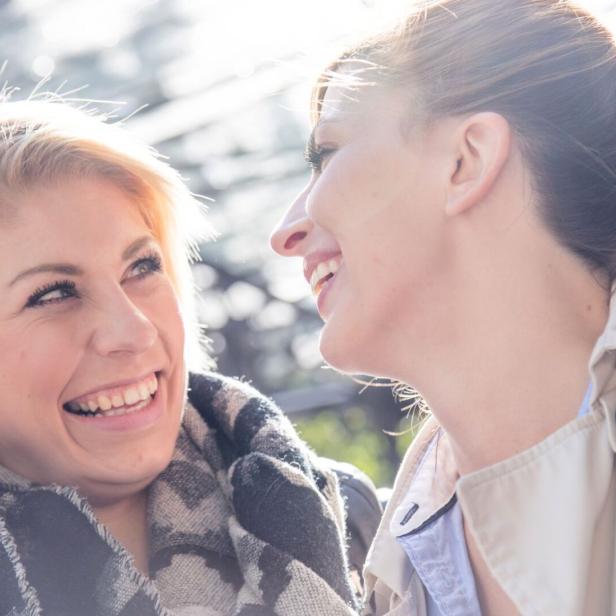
270, 191, 313, 257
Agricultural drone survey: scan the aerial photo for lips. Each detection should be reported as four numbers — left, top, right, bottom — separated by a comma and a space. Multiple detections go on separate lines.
63, 373, 159, 418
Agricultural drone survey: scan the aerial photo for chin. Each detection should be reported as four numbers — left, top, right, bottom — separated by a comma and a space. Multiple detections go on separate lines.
319, 319, 402, 379
75, 423, 181, 507
78, 454, 171, 507
319, 327, 366, 375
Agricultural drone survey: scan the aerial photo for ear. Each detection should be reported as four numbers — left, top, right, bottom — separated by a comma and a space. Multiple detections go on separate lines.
446, 112, 512, 217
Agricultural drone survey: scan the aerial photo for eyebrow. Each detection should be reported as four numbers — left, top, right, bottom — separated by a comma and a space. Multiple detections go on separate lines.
8, 235, 157, 287
8, 263, 83, 287
122, 236, 157, 261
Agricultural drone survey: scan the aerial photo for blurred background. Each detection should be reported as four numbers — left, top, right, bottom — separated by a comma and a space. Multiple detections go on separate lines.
2, 0, 615, 486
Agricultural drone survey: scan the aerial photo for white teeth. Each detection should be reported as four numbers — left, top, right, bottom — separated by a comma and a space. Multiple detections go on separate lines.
123, 388, 139, 406
101, 398, 149, 418
67, 374, 158, 416
111, 394, 124, 408
138, 383, 150, 401
310, 258, 341, 294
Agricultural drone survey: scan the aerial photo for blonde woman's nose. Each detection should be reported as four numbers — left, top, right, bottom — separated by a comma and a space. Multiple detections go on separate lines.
270, 192, 313, 256
91, 293, 157, 357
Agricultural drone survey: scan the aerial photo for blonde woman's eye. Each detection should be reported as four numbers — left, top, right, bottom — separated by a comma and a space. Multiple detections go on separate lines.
25, 280, 78, 308
127, 253, 163, 280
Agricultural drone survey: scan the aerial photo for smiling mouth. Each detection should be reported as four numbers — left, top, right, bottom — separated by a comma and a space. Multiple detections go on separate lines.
310, 258, 341, 295
63, 373, 159, 418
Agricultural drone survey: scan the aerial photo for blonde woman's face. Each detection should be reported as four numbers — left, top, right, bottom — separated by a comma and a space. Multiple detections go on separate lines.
0, 177, 185, 505
271, 84, 457, 377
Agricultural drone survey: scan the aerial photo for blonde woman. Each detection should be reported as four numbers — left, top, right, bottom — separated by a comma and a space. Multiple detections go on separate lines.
0, 98, 372, 616
271, 1, 616, 614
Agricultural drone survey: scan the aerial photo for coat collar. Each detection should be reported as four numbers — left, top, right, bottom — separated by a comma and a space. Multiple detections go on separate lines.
458, 409, 614, 614
362, 418, 440, 606
389, 428, 457, 537
589, 284, 616, 449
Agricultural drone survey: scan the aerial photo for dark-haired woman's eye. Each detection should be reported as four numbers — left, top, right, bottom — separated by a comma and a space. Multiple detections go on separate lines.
25, 280, 78, 308
125, 252, 163, 281
304, 141, 336, 173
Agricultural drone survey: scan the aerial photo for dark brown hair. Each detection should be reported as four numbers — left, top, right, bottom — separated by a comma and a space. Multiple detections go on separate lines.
313, 0, 616, 280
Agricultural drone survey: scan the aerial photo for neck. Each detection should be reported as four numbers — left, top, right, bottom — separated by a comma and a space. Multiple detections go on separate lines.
92, 489, 149, 575
402, 244, 610, 475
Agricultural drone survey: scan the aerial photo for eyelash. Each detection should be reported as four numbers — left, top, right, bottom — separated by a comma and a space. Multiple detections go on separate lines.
25, 280, 77, 308
129, 251, 163, 280
24, 251, 163, 309
304, 140, 335, 173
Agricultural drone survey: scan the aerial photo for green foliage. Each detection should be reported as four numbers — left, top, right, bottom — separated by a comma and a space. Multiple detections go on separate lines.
394, 413, 425, 459
294, 406, 425, 487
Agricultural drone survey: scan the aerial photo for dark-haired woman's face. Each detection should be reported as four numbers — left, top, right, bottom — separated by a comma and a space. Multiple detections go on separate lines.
271, 84, 457, 377
0, 177, 185, 506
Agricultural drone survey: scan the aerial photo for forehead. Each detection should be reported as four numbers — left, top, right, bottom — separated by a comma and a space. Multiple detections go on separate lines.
318, 78, 412, 134
9, 175, 144, 222
0, 176, 152, 260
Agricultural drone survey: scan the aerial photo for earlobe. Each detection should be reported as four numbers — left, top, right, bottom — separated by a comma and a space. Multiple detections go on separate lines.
445, 112, 511, 217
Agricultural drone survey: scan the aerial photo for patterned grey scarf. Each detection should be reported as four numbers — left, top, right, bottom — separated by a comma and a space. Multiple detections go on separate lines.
0, 373, 360, 615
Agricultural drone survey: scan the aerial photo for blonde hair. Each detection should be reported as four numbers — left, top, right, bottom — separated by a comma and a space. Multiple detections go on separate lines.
0, 97, 214, 369
313, 0, 616, 280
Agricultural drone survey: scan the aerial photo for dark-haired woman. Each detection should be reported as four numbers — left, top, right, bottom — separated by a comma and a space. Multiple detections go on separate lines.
271, 1, 616, 614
